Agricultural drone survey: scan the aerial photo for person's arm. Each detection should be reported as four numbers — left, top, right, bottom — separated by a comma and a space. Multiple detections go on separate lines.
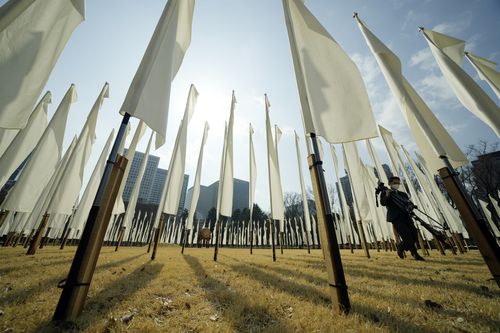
380, 189, 392, 206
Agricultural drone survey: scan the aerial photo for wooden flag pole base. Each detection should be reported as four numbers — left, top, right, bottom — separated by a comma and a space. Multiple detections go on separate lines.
306, 231, 311, 254
52, 154, 127, 321
250, 221, 254, 254
213, 218, 221, 261
26, 213, 50, 255
438, 165, 500, 287
52, 112, 130, 321
181, 229, 190, 254
308, 148, 350, 314
279, 231, 284, 254
270, 219, 276, 262
115, 226, 125, 252
151, 215, 165, 260
60, 228, 71, 250
0, 210, 9, 230
357, 220, 370, 259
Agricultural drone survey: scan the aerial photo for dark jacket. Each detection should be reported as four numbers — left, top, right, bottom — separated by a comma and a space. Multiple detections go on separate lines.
380, 189, 411, 223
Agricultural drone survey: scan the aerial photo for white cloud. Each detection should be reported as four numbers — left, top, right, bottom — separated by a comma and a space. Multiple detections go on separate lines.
432, 18, 471, 36
351, 52, 381, 98
409, 48, 436, 71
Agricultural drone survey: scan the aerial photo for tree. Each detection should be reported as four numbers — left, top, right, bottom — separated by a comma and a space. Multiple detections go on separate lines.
284, 191, 302, 220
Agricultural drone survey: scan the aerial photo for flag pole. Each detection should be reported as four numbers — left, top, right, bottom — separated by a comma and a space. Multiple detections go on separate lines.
52, 113, 130, 321
213, 215, 221, 261
308, 133, 350, 314
438, 156, 500, 287
270, 219, 277, 261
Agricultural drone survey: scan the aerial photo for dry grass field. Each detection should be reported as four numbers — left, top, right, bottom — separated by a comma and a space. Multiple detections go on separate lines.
0, 245, 499, 333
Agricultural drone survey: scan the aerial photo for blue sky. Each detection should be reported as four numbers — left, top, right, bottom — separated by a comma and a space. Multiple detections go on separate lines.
7, 0, 499, 213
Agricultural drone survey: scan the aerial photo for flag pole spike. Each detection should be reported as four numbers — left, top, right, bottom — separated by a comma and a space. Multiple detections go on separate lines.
352, 12, 358, 19
418, 26, 425, 33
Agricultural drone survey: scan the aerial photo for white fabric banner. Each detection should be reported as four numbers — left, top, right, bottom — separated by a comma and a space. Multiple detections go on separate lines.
479, 199, 500, 238
294, 131, 311, 232
119, 0, 195, 149
123, 131, 154, 240
112, 120, 147, 215
356, 17, 468, 172
217, 92, 236, 218
48, 83, 109, 214
465, 52, 500, 100
249, 123, 257, 223
0, 92, 50, 187
0, 0, 84, 129
342, 142, 371, 222
22, 137, 77, 233
265, 95, 285, 222
163, 84, 198, 215
0, 129, 18, 159
186, 122, 209, 230
488, 194, 500, 219
70, 129, 115, 233
422, 29, 500, 136
282, 0, 377, 143
1, 85, 77, 212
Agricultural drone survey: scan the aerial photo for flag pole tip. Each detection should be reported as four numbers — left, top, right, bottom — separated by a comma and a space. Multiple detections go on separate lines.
418, 27, 425, 33
352, 12, 358, 19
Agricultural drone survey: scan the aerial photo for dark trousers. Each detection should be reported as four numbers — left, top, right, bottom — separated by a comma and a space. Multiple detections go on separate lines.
392, 218, 418, 255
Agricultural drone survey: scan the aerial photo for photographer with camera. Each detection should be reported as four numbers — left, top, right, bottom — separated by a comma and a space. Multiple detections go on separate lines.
379, 176, 425, 261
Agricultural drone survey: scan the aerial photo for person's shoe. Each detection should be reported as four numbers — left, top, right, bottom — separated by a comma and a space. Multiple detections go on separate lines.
396, 244, 404, 259
413, 253, 425, 261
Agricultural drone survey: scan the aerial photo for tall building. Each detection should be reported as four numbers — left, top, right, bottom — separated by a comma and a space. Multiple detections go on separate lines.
184, 178, 249, 219
122, 150, 188, 215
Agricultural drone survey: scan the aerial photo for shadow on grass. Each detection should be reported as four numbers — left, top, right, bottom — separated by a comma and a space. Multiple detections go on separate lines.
183, 255, 290, 332
228, 263, 455, 333
246, 261, 500, 330
0, 252, 146, 306
36, 262, 163, 332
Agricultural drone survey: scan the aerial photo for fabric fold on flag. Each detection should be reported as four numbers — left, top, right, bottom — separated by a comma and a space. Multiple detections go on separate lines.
421, 28, 500, 136
465, 52, 500, 100
355, 16, 468, 172
282, 0, 377, 143
119, 0, 195, 149
163, 84, 198, 215
186, 122, 209, 230
0, 91, 50, 188
294, 131, 311, 232
0, 0, 84, 129
1, 85, 77, 212
265, 94, 285, 222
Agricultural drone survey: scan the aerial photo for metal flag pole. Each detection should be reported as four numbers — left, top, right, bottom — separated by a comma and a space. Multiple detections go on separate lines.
308, 133, 350, 314
53, 113, 130, 321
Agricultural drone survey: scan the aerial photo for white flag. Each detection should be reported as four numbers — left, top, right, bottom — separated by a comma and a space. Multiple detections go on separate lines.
1, 85, 77, 212
163, 84, 198, 215
294, 131, 311, 232
22, 137, 77, 232
0, 129, 18, 158
265, 95, 285, 222
0, 92, 50, 188
356, 17, 468, 172
47, 83, 109, 214
216, 92, 236, 218
0, 0, 84, 129
70, 129, 115, 233
282, 0, 377, 143
120, 0, 195, 149
465, 52, 500, 100
342, 142, 371, 222
421, 28, 500, 136
249, 123, 257, 222
186, 122, 209, 230
123, 131, 154, 239
112, 120, 147, 215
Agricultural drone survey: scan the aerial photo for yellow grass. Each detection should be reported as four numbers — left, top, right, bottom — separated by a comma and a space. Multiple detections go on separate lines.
0, 246, 499, 332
